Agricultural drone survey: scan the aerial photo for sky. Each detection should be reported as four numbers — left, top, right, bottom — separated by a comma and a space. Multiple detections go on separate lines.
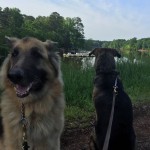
1, 0, 150, 41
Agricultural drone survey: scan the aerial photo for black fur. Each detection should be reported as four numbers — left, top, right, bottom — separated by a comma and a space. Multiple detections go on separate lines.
90, 48, 136, 150
94, 73, 136, 150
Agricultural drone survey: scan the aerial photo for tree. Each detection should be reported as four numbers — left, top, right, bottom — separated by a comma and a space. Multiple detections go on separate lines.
109, 39, 126, 49
136, 40, 143, 50
0, 7, 24, 59
129, 37, 137, 51
62, 17, 84, 50
21, 15, 35, 37
84, 39, 94, 50
47, 12, 64, 43
71, 17, 84, 49
2, 7, 24, 37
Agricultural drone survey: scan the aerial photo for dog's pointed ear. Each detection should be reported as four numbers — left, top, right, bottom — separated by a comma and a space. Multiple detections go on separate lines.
44, 40, 60, 77
5, 36, 19, 47
111, 49, 121, 58
89, 48, 99, 57
44, 40, 58, 51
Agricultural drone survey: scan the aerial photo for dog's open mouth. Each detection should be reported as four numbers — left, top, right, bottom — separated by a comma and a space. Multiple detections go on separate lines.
14, 83, 33, 98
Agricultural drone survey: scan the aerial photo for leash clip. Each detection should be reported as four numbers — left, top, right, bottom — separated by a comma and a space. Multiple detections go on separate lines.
113, 77, 118, 95
113, 85, 118, 95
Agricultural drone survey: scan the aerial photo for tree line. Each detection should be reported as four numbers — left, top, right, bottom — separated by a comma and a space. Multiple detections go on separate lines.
0, 7, 84, 55
85, 38, 150, 53
0, 7, 150, 57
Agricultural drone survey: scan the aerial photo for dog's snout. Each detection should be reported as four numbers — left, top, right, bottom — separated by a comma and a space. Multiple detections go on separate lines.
8, 68, 24, 83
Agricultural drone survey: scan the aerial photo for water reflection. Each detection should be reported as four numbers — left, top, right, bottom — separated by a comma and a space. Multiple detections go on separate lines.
63, 57, 95, 70
81, 57, 95, 69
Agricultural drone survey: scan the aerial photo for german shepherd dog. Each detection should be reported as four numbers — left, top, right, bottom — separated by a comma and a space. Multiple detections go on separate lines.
0, 37, 65, 150
89, 48, 136, 150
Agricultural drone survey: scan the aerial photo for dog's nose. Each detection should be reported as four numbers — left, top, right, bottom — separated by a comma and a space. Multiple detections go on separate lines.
7, 68, 24, 84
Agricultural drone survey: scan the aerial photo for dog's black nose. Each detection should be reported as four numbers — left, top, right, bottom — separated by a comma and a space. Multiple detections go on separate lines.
7, 68, 24, 84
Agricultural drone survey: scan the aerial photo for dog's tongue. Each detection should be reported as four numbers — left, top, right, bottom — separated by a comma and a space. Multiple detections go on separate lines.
14, 83, 32, 98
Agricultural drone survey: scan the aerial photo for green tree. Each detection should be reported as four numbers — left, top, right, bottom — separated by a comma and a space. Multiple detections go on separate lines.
22, 15, 35, 37
71, 17, 84, 49
84, 39, 94, 50
2, 7, 24, 37
62, 17, 84, 50
136, 40, 143, 50
47, 12, 64, 43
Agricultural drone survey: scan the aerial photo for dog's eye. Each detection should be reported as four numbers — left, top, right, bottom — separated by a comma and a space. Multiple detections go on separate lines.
11, 48, 19, 57
31, 47, 42, 58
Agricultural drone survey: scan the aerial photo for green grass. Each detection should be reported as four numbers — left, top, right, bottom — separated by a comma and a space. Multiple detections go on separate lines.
117, 57, 150, 103
62, 56, 150, 121
61, 58, 95, 122
62, 59, 94, 109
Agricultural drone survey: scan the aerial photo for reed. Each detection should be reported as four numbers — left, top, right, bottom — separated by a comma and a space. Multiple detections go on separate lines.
117, 57, 150, 103
62, 59, 94, 109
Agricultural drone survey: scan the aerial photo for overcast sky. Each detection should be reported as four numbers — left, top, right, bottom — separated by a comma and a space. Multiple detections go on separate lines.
1, 0, 150, 41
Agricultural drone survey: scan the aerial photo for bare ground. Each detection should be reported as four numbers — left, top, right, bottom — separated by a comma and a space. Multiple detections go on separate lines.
61, 104, 150, 150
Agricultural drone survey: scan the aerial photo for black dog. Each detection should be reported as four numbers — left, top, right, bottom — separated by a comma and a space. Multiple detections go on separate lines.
89, 48, 136, 150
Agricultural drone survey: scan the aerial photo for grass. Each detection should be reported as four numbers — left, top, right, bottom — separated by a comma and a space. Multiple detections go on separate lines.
117, 57, 150, 103
62, 56, 150, 121
62, 58, 94, 109
61, 57, 95, 122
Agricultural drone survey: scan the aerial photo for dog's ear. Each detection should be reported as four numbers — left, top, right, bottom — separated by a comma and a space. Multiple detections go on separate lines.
5, 36, 19, 47
89, 48, 99, 57
48, 52, 60, 77
44, 40, 60, 77
111, 49, 121, 58
44, 40, 58, 51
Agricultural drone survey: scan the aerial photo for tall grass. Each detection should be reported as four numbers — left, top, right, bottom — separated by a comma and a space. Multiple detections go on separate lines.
117, 57, 150, 103
61, 58, 95, 121
61, 56, 150, 120
62, 58, 94, 109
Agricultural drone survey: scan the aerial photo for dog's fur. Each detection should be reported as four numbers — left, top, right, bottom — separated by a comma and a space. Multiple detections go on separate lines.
0, 37, 65, 150
89, 48, 136, 150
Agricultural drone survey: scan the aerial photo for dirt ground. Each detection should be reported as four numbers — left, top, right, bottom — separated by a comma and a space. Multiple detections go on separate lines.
61, 104, 150, 150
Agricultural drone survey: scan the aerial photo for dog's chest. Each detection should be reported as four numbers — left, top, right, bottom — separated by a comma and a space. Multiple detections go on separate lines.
21, 111, 50, 149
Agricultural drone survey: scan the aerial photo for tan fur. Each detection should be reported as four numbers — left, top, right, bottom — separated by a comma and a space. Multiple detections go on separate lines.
0, 37, 65, 150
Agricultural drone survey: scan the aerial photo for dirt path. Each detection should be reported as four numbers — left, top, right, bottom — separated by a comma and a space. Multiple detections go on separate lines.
61, 104, 150, 150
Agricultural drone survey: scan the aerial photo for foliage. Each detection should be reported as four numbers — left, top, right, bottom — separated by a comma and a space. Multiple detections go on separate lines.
84, 38, 150, 55
62, 58, 94, 109
1, 7, 150, 56
0, 7, 84, 56
117, 57, 150, 103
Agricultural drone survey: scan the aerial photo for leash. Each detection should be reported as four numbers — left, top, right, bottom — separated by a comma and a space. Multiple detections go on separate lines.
102, 77, 118, 150
20, 103, 30, 150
